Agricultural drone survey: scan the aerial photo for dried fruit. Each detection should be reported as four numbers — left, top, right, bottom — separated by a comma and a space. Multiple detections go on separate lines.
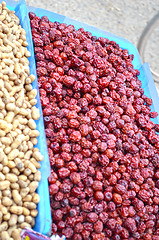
30, 12, 159, 240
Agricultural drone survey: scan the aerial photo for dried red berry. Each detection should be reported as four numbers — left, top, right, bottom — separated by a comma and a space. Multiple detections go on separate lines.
30, 13, 159, 239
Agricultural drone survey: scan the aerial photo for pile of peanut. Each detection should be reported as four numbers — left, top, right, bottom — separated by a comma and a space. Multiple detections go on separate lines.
0, 2, 44, 239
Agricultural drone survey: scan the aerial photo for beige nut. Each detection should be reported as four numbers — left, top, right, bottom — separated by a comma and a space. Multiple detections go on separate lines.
12, 189, 22, 204
10, 206, 23, 215
0, 221, 8, 233
8, 214, 18, 227
32, 151, 44, 162
0, 231, 10, 240
0, 180, 10, 190
31, 106, 40, 120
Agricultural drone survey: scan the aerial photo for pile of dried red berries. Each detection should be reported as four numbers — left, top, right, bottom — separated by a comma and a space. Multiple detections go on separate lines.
29, 12, 159, 240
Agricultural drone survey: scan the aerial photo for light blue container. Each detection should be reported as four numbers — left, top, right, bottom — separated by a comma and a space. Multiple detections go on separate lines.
2, 0, 52, 236
3, 0, 159, 238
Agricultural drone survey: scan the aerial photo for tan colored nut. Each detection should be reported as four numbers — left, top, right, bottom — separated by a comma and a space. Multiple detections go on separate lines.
31, 106, 40, 120
30, 209, 38, 218
28, 119, 36, 130
7, 226, 17, 237
18, 151, 24, 159
18, 175, 27, 181
9, 73, 17, 80
23, 168, 31, 176
0, 172, 5, 181
5, 111, 15, 123
5, 103, 15, 111
11, 168, 20, 176
34, 170, 41, 182
30, 158, 41, 169
1, 231, 10, 240
31, 218, 35, 227
2, 166, 9, 174
10, 206, 23, 215
24, 150, 32, 160
14, 158, 24, 170
18, 118, 28, 125
31, 137, 38, 145
27, 89, 37, 100
12, 119, 19, 130
0, 180, 10, 190
0, 137, 12, 145
11, 137, 22, 149
25, 84, 32, 92
8, 214, 18, 227
0, 130, 5, 137
0, 119, 8, 129
32, 193, 40, 204
0, 79, 4, 89
7, 161, 16, 169
30, 99, 37, 106
12, 190, 22, 204
0, 221, 8, 232
4, 146, 11, 155
0, 205, 8, 215
20, 187, 30, 198
4, 81, 12, 92
10, 183, 20, 190
19, 108, 29, 116
28, 162, 37, 173
29, 74, 35, 83
6, 173, 18, 183
23, 127, 30, 135
22, 207, 30, 216
18, 179, 28, 188
25, 215, 33, 224
20, 222, 31, 229
23, 202, 36, 210
3, 212, 10, 221
17, 215, 24, 224
11, 229, 21, 240
0, 14, 6, 21
25, 77, 31, 84
23, 194, 32, 202
2, 190, 11, 198
8, 149, 19, 160
28, 174, 34, 181
2, 197, 12, 207
32, 151, 44, 162
14, 63, 22, 75
29, 130, 39, 138
25, 50, 31, 58
27, 141, 33, 150
28, 181, 39, 194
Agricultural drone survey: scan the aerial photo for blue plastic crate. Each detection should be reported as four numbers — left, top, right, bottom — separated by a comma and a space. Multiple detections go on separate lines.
25, 0, 159, 235
1, 0, 52, 236
3, 0, 159, 238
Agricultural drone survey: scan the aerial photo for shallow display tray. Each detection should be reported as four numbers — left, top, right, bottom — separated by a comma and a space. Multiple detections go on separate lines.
2, 0, 52, 236
3, 0, 159, 238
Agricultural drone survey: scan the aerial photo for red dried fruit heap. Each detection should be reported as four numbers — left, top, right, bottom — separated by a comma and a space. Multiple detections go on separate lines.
29, 12, 159, 240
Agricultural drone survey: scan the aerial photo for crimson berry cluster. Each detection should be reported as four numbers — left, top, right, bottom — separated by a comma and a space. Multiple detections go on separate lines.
29, 12, 159, 240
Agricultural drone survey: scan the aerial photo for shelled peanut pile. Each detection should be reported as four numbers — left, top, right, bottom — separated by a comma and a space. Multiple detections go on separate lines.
0, 2, 43, 239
